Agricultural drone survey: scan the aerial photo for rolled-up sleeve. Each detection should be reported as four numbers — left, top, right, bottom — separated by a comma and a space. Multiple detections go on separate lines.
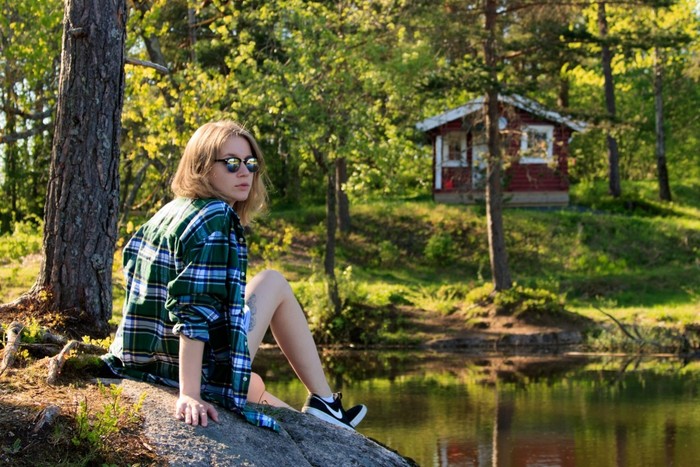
166, 230, 229, 342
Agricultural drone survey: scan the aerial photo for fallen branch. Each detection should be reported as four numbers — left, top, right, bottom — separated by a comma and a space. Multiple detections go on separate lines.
593, 306, 644, 344
47, 340, 79, 385
0, 321, 25, 376
593, 305, 682, 351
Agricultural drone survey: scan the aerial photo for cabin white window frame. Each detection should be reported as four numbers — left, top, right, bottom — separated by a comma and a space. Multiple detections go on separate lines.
519, 124, 554, 164
441, 131, 467, 167
435, 132, 467, 190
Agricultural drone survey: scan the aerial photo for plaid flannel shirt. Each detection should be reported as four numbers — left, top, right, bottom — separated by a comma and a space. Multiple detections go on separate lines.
103, 197, 279, 432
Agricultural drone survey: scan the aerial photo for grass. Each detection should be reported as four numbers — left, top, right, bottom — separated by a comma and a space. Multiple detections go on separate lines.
1, 179, 699, 333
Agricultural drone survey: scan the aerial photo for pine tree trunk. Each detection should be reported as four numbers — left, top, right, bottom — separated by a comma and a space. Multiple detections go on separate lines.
484, 0, 512, 292
654, 47, 672, 202
35, 0, 127, 337
598, 2, 622, 198
324, 165, 341, 317
336, 157, 351, 235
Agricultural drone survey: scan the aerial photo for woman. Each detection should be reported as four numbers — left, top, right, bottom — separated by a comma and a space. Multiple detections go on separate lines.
103, 121, 366, 432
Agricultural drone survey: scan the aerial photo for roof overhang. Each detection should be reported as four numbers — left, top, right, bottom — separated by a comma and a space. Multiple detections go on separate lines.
416, 94, 587, 133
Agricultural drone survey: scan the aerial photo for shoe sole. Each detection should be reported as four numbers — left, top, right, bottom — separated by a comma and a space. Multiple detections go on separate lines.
302, 407, 355, 430
348, 405, 367, 428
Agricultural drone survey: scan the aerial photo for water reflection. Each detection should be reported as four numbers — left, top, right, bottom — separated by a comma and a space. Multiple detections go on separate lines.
254, 350, 700, 467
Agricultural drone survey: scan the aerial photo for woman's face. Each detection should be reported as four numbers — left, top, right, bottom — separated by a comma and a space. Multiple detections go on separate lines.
209, 135, 256, 203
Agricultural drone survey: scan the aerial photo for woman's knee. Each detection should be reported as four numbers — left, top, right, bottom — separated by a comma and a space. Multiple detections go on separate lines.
249, 269, 292, 296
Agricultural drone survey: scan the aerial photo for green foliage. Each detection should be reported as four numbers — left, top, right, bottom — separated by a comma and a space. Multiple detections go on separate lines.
0, 217, 42, 264
20, 318, 44, 344
293, 267, 392, 345
465, 283, 495, 305
81, 334, 113, 351
377, 240, 401, 267
248, 222, 297, 264
2, 438, 22, 455
72, 382, 146, 451
493, 285, 567, 320
424, 232, 457, 264
409, 283, 473, 315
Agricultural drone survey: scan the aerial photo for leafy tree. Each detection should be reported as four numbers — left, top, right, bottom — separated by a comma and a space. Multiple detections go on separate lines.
0, 1, 62, 231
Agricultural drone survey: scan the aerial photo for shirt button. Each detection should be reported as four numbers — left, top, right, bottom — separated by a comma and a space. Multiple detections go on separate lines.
243, 376, 248, 382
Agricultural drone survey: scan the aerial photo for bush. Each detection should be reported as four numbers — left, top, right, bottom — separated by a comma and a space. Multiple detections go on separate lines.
293, 267, 391, 345
377, 240, 401, 267
465, 283, 494, 305
494, 285, 566, 320
424, 232, 456, 263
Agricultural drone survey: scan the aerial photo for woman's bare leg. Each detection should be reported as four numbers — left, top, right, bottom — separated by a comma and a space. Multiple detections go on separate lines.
247, 372, 293, 409
245, 270, 333, 398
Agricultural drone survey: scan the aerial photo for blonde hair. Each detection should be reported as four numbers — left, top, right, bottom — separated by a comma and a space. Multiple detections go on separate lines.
171, 121, 269, 225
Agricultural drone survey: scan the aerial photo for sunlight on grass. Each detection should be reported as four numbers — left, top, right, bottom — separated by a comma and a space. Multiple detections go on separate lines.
573, 303, 700, 327
1, 179, 698, 336
0, 257, 40, 303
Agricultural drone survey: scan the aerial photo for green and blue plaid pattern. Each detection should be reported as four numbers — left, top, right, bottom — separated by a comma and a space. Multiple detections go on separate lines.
104, 197, 279, 431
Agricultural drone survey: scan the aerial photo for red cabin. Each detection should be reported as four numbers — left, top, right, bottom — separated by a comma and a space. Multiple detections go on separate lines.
416, 94, 585, 206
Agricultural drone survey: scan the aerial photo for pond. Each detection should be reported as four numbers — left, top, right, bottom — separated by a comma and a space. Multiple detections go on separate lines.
254, 349, 700, 467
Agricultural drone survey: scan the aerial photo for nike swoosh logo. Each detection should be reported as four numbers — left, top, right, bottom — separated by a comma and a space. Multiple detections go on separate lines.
320, 400, 343, 419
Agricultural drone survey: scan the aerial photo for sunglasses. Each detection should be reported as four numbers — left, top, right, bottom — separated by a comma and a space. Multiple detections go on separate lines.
215, 156, 260, 173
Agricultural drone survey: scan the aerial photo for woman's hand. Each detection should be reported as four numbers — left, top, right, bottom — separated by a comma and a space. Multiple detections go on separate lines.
175, 394, 219, 426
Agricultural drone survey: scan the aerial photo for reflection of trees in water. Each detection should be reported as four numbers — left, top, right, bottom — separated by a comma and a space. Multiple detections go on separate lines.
254, 350, 700, 466
255, 350, 597, 388
256, 350, 698, 391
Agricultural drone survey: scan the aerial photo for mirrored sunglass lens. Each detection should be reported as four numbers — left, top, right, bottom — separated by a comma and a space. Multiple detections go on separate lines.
226, 158, 242, 172
245, 158, 259, 172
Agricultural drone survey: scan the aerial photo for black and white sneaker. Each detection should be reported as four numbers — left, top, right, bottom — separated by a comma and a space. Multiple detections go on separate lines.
301, 392, 367, 430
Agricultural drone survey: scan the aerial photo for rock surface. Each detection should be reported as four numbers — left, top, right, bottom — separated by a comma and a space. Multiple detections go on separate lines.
109, 378, 414, 467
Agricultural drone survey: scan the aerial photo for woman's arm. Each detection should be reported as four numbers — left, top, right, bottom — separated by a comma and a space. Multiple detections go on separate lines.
175, 335, 219, 426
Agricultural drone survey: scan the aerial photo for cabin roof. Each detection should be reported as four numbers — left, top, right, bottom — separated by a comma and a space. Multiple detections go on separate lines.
416, 94, 587, 133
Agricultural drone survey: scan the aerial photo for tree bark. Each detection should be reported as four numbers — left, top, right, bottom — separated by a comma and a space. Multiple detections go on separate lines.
483, 0, 512, 292
654, 47, 672, 202
324, 165, 342, 316
336, 157, 351, 235
35, 0, 127, 337
311, 147, 342, 318
597, 2, 622, 198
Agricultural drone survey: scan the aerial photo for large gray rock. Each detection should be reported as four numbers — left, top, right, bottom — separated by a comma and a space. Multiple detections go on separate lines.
110, 378, 413, 467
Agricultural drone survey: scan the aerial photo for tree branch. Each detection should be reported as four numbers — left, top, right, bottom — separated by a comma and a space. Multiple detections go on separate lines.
0, 322, 25, 376
0, 124, 51, 144
125, 56, 170, 74
2, 105, 52, 120
47, 340, 79, 385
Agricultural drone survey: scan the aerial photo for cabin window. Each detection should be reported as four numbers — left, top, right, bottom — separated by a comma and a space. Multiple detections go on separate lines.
520, 124, 554, 164
441, 132, 467, 167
